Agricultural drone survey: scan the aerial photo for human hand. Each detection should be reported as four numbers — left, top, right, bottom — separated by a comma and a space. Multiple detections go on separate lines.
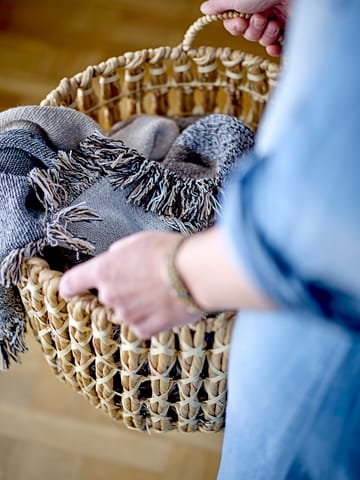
59, 231, 198, 339
200, 0, 289, 56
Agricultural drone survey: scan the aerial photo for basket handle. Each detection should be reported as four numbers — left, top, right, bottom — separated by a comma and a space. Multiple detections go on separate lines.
181, 11, 283, 52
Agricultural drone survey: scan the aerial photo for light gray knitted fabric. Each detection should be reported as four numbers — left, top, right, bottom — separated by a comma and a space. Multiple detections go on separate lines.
109, 115, 180, 161
0, 106, 255, 370
109, 114, 204, 161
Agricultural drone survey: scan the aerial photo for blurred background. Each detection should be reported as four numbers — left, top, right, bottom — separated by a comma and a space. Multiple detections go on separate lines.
0, 1, 269, 479
0, 0, 268, 111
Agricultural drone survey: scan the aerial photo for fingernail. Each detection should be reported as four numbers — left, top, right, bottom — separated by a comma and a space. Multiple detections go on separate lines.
253, 17, 266, 30
267, 24, 280, 35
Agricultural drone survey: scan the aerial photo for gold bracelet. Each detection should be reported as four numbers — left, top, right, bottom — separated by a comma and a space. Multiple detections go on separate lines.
165, 236, 207, 315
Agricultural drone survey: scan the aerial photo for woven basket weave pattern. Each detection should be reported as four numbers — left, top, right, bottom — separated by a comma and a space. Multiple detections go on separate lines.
39, 13, 279, 132
17, 12, 279, 433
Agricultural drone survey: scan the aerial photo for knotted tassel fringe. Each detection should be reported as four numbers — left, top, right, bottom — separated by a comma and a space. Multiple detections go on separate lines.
1, 171, 101, 288
0, 285, 27, 370
0, 322, 27, 371
80, 133, 228, 233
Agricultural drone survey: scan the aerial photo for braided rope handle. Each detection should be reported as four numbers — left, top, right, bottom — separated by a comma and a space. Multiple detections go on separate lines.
181, 10, 283, 52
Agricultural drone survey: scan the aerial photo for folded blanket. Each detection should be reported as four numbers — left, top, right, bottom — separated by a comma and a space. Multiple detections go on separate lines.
0, 106, 255, 369
0, 107, 101, 370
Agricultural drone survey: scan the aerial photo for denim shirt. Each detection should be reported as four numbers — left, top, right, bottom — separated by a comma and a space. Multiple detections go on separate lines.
222, 0, 360, 329
218, 0, 360, 478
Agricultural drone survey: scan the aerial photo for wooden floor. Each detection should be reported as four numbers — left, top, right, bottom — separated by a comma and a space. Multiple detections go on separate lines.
0, 333, 224, 480
0, 1, 269, 478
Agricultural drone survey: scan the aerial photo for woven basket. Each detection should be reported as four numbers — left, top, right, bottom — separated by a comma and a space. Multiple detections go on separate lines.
17, 12, 280, 433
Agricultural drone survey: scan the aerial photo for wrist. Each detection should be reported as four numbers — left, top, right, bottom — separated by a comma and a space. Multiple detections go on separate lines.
164, 235, 212, 315
171, 226, 274, 312
174, 230, 221, 313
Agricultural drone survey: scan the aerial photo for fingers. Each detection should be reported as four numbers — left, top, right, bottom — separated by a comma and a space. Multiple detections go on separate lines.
130, 320, 160, 340
201, 0, 251, 37
200, 0, 240, 15
129, 314, 179, 340
223, 17, 248, 36
59, 256, 100, 299
265, 43, 282, 57
243, 13, 280, 43
226, 14, 282, 55
112, 308, 164, 340
258, 19, 281, 46
200, 2, 283, 56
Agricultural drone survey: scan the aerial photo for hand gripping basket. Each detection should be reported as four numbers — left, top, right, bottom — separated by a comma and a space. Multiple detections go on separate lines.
17, 12, 280, 433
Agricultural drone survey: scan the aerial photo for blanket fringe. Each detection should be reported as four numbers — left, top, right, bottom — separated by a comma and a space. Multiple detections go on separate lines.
45, 203, 101, 251
0, 240, 44, 287
0, 201, 100, 287
29, 150, 101, 208
80, 133, 227, 232
0, 327, 27, 371
1, 139, 104, 288
0, 289, 27, 371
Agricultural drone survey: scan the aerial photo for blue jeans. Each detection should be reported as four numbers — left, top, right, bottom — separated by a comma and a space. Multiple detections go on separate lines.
217, 311, 360, 479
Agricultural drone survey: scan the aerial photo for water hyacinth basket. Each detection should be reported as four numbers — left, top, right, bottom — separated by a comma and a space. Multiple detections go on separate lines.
17, 12, 280, 433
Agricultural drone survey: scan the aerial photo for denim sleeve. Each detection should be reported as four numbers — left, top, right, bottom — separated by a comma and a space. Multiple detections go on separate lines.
221, 0, 360, 329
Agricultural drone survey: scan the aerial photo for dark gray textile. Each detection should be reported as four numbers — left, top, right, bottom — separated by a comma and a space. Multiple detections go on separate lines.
0, 106, 255, 369
0, 107, 101, 370
0, 106, 101, 150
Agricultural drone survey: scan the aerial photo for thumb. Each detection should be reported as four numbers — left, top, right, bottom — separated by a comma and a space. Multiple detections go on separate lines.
201, 0, 248, 15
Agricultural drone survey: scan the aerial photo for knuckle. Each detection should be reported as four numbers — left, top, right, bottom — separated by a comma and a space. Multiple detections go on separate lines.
264, 21, 280, 39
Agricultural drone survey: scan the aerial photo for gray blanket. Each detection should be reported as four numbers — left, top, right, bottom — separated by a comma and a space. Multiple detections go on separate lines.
0, 106, 255, 369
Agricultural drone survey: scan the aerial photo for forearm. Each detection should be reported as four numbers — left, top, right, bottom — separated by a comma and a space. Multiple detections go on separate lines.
175, 226, 275, 312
